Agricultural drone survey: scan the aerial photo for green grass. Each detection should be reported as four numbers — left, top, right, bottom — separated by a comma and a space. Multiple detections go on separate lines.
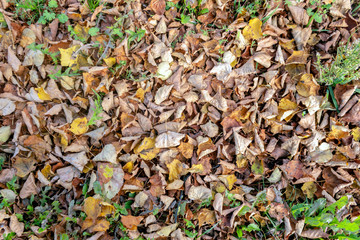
316, 40, 360, 111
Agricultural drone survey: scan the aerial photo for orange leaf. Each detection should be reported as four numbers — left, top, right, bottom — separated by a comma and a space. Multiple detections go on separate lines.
121, 215, 144, 231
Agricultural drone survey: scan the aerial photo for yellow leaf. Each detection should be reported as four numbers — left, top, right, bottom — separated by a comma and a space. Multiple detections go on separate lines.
242, 18, 263, 41
104, 57, 116, 67
279, 39, 295, 51
327, 125, 349, 141
351, 127, 360, 141
83, 161, 94, 174
41, 164, 54, 179
187, 164, 204, 174
60, 134, 68, 147
35, 87, 51, 101
166, 159, 184, 182
73, 24, 90, 42
278, 99, 298, 110
134, 137, 159, 160
135, 88, 146, 102
99, 202, 115, 217
301, 182, 317, 199
226, 174, 237, 190
278, 98, 298, 122
91, 219, 110, 232
84, 197, 101, 220
70, 117, 89, 135
123, 161, 134, 173
60, 45, 80, 67
296, 74, 320, 97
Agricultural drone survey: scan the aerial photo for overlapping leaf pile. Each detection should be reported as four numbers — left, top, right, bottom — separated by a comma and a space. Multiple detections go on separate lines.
0, 0, 360, 239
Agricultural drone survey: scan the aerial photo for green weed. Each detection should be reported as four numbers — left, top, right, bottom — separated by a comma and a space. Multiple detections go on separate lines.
306, 0, 331, 27
12, 0, 68, 25
291, 196, 360, 237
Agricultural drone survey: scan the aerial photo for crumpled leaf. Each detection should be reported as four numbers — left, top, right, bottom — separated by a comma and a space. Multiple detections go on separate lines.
234, 132, 252, 155
243, 18, 263, 41
70, 117, 89, 135
155, 131, 185, 148
150, 0, 166, 15
197, 209, 216, 226
10, 214, 24, 237
157, 61, 172, 80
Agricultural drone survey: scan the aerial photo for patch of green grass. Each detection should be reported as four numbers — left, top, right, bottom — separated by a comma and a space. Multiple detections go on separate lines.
87, 0, 101, 12
12, 0, 68, 25
316, 40, 360, 111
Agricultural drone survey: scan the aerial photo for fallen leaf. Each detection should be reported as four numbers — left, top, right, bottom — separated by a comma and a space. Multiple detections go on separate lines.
296, 74, 320, 97
0, 126, 11, 144
197, 209, 215, 226
84, 197, 102, 220
150, 0, 166, 15
134, 137, 160, 160
93, 144, 118, 164
167, 159, 184, 182
63, 151, 89, 172
10, 214, 24, 237
155, 131, 185, 148
19, 173, 38, 199
70, 117, 89, 135
301, 182, 317, 199
188, 186, 212, 201
13, 157, 37, 178
121, 215, 144, 231
243, 18, 263, 41
0, 98, 16, 116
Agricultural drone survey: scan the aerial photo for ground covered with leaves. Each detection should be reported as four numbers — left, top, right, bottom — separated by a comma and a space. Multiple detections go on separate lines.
0, 0, 360, 239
